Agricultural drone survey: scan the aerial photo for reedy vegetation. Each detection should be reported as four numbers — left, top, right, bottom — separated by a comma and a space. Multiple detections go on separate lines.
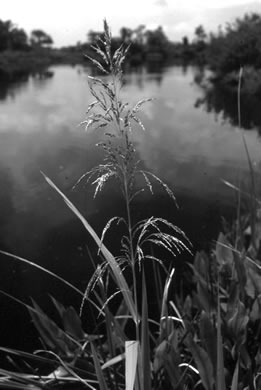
0, 20, 261, 390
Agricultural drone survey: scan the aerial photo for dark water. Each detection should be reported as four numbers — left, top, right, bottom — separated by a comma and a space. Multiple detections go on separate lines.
0, 64, 261, 351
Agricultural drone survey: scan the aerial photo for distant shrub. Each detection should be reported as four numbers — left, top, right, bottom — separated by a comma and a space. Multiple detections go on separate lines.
208, 13, 261, 73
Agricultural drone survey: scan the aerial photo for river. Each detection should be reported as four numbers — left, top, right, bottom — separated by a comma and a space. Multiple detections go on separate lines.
0, 63, 260, 350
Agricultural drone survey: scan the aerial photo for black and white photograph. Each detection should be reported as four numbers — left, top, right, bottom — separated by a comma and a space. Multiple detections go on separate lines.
0, 1, 261, 388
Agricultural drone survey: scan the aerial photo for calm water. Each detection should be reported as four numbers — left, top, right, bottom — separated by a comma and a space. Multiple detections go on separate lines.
0, 64, 261, 350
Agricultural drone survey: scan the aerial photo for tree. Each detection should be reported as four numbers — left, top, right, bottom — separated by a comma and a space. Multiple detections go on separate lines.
194, 25, 207, 43
10, 28, 28, 50
182, 36, 189, 47
207, 13, 261, 72
0, 20, 13, 51
120, 27, 133, 44
133, 25, 146, 45
30, 29, 53, 47
144, 26, 169, 59
0, 19, 28, 51
194, 25, 207, 62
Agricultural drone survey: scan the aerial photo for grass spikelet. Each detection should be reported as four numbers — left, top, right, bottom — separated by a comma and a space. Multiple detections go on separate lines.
80, 263, 108, 316
139, 170, 178, 207
99, 216, 126, 255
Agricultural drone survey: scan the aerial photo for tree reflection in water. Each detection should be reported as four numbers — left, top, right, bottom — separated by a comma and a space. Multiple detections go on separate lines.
194, 71, 261, 135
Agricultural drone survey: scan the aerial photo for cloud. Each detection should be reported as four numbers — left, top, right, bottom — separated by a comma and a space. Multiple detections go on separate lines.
154, 0, 168, 6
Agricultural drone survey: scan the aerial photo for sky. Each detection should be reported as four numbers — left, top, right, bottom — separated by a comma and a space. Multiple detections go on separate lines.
1, 0, 261, 47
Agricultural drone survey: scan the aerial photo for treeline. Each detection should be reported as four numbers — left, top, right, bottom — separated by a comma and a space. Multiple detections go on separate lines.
0, 19, 53, 51
207, 13, 261, 74
0, 20, 55, 81
1, 13, 261, 75
79, 13, 261, 71
85, 25, 176, 64
78, 24, 210, 65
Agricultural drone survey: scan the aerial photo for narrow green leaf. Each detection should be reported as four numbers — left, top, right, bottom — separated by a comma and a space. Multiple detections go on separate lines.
160, 268, 175, 340
0, 250, 86, 299
250, 294, 261, 322
0, 347, 56, 366
97, 277, 116, 357
101, 353, 125, 369
42, 172, 139, 325
29, 300, 70, 355
216, 278, 226, 390
164, 348, 183, 388
226, 281, 239, 322
0, 290, 80, 351
216, 232, 233, 267
51, 297, 85, 340
196, 277, 215, 315
246, 264, 261, 298
154, 336, 182, 387
0, 368, 44, 388
185, 333, 214, 390
93, 289, 128, 349
152, 259, 163, 314
231, 358, 239, 390
62, 306, 85, 340
0, 383, 41, 389
141, 271, 151, 390
227, 301, 249, 346
0, 381, 42, 389
199, 311, 217, 370
91, 343, 108, 390
234, 252, 247, 294
125, 341, 139, 390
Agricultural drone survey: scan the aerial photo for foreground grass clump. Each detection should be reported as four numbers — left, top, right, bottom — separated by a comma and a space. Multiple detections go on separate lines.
0, 20, 261, 390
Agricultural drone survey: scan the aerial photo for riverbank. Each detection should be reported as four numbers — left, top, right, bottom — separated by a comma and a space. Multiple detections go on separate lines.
209, 66, 261, 96
0, 50, 52, 81
0, 47, 190, 82
0, 48, 88, 81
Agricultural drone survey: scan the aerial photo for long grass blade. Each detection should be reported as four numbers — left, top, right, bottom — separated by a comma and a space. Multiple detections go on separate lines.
231, 357, 239, 390
0, 347, 56, 365
160, 268, 175, 340
41, 172, 139, 325
0, 381, 41, 389
90, 343, 108, 390
42, 350, 94, 389
0, 368, 45, 388
221, 180, 261, 205
216, 276, 226, 390
0, 250, 84, 298
125, 341, 139, 390
238, 66, 257, 251
101, 353, 125, 370
141, 271, 151, 390
0, 250, 102, 313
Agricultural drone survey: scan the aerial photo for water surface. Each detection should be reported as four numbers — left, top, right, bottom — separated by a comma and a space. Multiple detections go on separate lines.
0, 64, 260, 349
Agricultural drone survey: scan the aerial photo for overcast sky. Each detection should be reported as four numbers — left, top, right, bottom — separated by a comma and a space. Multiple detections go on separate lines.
2, 0, 261, 46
